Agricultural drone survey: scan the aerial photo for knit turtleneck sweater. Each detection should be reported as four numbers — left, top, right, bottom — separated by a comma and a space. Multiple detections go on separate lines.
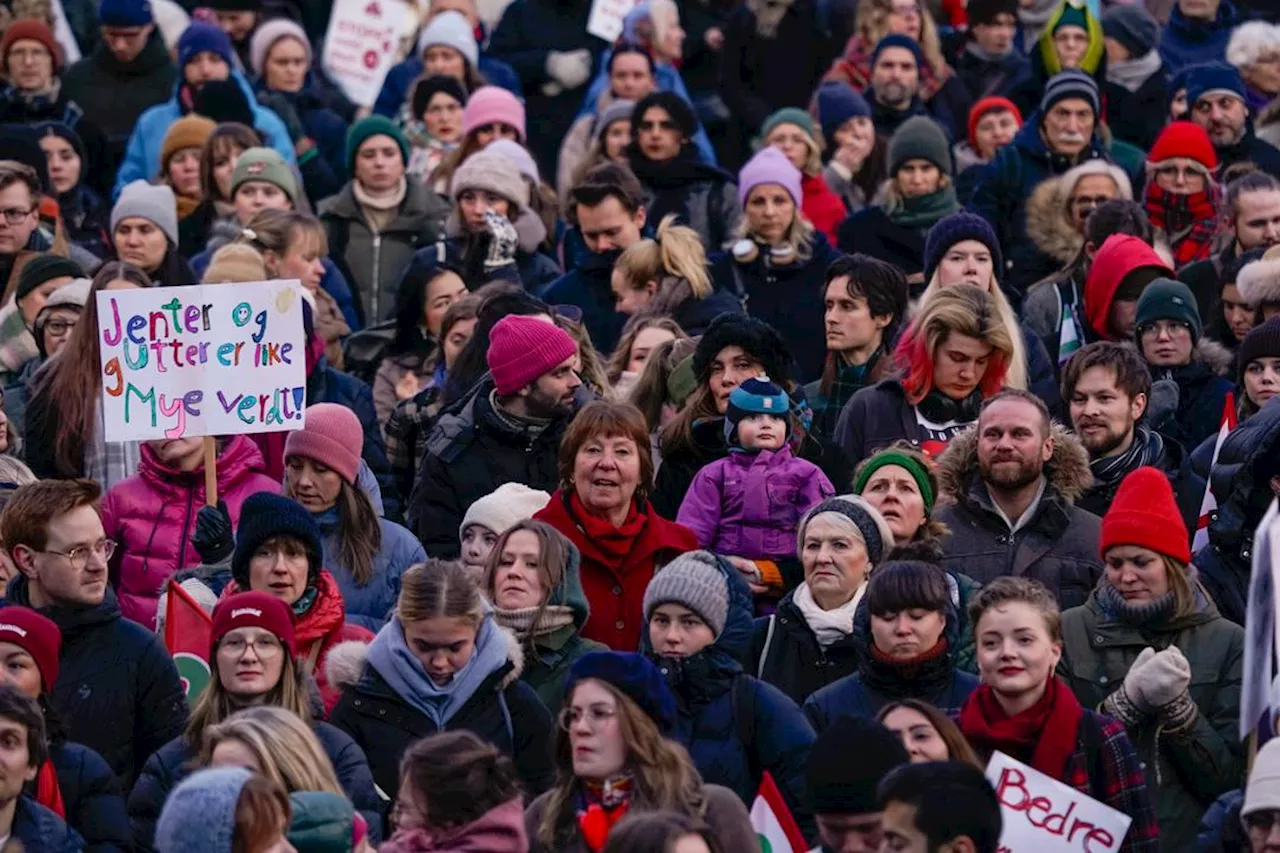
353, 177, 407, 233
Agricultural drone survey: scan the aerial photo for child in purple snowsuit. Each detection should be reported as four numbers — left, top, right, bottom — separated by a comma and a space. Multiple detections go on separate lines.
677, 377, 834, 604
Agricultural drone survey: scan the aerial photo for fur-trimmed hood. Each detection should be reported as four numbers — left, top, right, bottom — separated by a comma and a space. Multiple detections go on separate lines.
1237, 247, 1280, 307
1025, 176, 1083, 264
1191, 336, 1234, 376
936, 420, 1094, 504
323, 618, 525, 693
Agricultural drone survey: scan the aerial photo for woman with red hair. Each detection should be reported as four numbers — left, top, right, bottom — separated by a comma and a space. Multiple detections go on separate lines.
832, 283, 1014, 464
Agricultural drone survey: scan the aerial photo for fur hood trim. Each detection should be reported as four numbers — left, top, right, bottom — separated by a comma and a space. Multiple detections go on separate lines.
936, 421, 1094, 504
322, 621, 526, 691
1025, 176, 1083, 264
1195, 337, 1234, 376
1237, 250, 1280, 307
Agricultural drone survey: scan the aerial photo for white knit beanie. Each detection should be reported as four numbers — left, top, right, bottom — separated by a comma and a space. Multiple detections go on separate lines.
417, 10, 479, 67
459, 483, 551, 538
248, 17, 311, 78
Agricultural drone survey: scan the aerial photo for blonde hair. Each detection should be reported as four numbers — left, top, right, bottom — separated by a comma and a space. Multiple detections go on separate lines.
606, 315, 688, 386
615, 215, 712, 301
918, 268, 1029, 391
796, 494, 896, 564
764, 126, 824, 176
857, 0, 948, 79
896, 284, 1015, 405
398, 559, 485, 626
539, 681, 706, 849
199, 706, 343, 795
238, 208, 329, 259
732, 199, 817, 262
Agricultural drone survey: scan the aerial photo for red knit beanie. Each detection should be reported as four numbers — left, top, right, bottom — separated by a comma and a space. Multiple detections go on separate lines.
967, 96, 1022, 151
487, 315, 577, 396
0, 19, 61, 71
210, 591, 297, 656
1099, 466, 1190, 563
0, 607, 60, 692
1147, 121, 1218, 171
284, 403, 363, 485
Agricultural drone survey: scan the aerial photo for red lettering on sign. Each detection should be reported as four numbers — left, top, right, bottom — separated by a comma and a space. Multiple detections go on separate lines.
994, 768, 1118, 853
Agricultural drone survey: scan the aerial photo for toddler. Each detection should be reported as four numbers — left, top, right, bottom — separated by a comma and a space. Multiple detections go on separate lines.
677, 377, 834, 600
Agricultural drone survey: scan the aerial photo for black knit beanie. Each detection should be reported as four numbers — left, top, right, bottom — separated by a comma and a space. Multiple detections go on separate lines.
411, 74, 468, 123
231, 492, 324, 589
1239, 317, 1280, 381
807, 716, 910, 814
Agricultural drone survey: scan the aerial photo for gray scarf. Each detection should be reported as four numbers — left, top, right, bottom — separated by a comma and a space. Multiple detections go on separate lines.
964, 41, 1014, 63
1018, 0, 1058, 46
747, 0, 796, 37
1107, 49, 1163, 93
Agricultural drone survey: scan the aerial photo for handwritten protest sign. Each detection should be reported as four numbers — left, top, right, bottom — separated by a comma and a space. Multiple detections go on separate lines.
321, 0, 412, 108
985, 752, 1132, 853
96, 281, 306, 443
587, 0, 639, 42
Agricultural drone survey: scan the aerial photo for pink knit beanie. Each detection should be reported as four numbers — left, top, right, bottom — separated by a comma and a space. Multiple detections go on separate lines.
487, 315, 577, 396
284, 403, 363, 484
463, 86, 527, 142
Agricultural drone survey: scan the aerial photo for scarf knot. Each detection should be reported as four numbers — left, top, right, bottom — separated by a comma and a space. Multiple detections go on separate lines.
567, 492, 646, 567
958, 676, 1083, 780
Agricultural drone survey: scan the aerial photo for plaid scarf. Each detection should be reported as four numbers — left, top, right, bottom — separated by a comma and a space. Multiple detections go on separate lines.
1144, 183, 1220, 268
810, 353, 882, 440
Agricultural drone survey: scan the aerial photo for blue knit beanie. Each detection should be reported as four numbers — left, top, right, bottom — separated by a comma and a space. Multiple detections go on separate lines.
725, 376, 791, 447
816, 82, 871, 149
156, 767, 252, 853
177, 22, 234, 69
872, 33, 923, 68
565, 652, 677, 733
98, 0, 152, 26
345, 115, 410, 174
231, 492, 324, 589
1185, 62, 1246, 109
923, 212, 1004, 283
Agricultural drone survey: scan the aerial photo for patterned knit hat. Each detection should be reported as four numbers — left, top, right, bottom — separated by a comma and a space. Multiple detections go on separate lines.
210, 590, 296, 656
231, 492, 324, 589
725, 376, 791, 447
922, 211, 1003, 284
1040, 69, 1100, 116
451, 148, 529, 210
230, 147, 299, 204
160, 115, 216, 171
642, 550, 730, 638
156, 767, 253, 853
486, 314, 577, 396
284, 403, 363, 485
0, 606, 60, 691
1100, 466, 1189, 562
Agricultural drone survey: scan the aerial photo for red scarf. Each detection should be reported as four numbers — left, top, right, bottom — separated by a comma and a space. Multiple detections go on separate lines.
36, 758, 65, 818
958, 676, 1082, 781
1144, 183, 1220, 267
578, 776, 634, 852
568, 492, 648, 567
869, 637, 948, 678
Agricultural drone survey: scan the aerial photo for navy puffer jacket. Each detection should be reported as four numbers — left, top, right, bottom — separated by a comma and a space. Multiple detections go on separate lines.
644, 554, 817, 843
47, 740, 131, 853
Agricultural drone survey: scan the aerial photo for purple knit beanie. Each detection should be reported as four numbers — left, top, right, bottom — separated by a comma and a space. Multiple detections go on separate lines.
284, 403, 363, 484
487, 315, 577, 396
737, 146, 803, 209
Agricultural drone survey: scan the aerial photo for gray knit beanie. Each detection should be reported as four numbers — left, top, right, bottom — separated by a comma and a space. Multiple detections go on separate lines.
450, 148, 530, 210
112, 180, 179, 246
643, 550, 730, 638
887, 116, 953, 176
155, 766, 252, 853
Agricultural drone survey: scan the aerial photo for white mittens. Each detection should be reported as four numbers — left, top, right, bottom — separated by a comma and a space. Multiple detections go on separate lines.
1122, 645, 1192, 712
545, 49, 593, 90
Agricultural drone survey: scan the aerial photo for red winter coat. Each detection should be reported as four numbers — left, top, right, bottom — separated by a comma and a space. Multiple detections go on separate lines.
802, 173, 847, 244
102, 435, 280, 630
534, 490, 697, 651
222, 571, 373, 716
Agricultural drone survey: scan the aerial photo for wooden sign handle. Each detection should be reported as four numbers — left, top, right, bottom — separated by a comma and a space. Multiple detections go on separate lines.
203, 436, 217, 508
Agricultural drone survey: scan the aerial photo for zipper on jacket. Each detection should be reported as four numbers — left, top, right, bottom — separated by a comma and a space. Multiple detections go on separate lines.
177, 484, 196, 569
371, 233, 382, 321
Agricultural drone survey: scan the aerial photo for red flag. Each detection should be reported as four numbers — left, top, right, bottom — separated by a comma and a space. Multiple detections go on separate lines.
164, 579, 212, 699
1192, 392, 1237, 553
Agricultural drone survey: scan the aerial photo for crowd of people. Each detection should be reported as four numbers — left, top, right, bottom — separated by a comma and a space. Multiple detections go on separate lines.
0, 0, 1276, 850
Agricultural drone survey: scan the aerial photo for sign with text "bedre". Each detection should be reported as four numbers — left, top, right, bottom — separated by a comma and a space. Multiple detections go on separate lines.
985, 751, 1132, 853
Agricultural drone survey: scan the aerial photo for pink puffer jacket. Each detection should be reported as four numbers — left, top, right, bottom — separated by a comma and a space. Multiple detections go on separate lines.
101, 436, 281, 629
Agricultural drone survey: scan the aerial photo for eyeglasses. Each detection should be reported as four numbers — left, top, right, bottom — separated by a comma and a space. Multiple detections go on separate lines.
39, 538, 115, 569
557, 704, 617, 731
217, 637, 284, 659
0, 207, 33, 224
8, 48, 50, 64
44, 319, 77, 336
1139, 319, 1191, 338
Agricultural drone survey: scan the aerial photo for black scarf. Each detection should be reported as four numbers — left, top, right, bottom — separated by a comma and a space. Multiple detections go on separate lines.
1089, 424, 1163, 492
627, 145, 725, 191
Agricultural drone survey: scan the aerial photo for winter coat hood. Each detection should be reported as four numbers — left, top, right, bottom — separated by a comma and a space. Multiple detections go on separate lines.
1083, 236, 1173, 338
1236, 248, 1280, 308
936, 420, 1095, 505
1025, 175, 1084, 264
378, 798, 527, 853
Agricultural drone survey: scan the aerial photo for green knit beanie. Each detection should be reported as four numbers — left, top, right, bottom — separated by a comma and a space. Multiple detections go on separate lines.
853, 448, 936, 514
345, 115, 410, 174
759, 107, 819, 146
888, 115, 953, 176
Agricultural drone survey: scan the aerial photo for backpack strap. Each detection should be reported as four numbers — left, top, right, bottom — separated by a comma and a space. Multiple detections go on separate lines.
499, 690, 514, 747
731, 674, 761, 787
757, 615, 776, 680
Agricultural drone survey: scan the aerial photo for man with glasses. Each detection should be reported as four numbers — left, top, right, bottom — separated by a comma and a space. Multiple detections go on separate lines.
0, 163, 47, 296
62, 0, 177, 182
0, 479, 186, 785
805, 715, 908, 853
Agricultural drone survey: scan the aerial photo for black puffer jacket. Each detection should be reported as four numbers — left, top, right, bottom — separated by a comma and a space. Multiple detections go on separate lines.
745, 589, 860, 707
1194, 397, 1280, 626
127, 718, 382, 853
46, 739, 131, 853
2, 578, 187, 786
933, 423, 1104, 610
407, 376, 576, 555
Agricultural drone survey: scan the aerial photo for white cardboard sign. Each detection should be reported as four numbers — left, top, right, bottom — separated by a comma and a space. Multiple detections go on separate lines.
587, 0, 639, 42
985, 751, 1132, 853
321, 0, 412, 108
96, 281, 307, 442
